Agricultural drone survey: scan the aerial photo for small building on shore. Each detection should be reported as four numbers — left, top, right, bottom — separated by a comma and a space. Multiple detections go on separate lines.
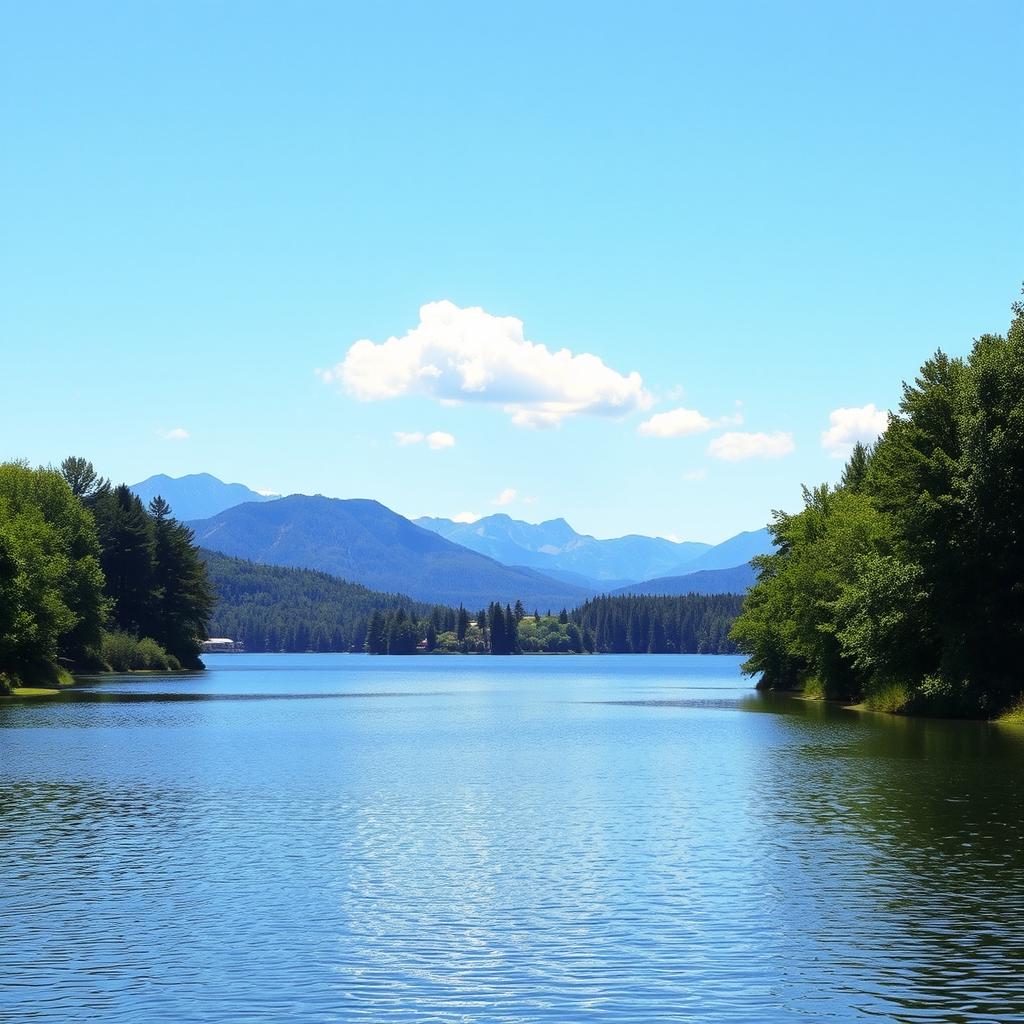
201, 637, 243, 653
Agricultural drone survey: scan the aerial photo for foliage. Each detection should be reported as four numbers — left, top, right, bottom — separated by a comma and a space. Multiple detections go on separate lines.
101, 630, 181, 672
0, 457, 213, 685
206, 552, 441, 652
573, 594, 743, 653
0, 462, 107, 685
731, 294, 1024, 717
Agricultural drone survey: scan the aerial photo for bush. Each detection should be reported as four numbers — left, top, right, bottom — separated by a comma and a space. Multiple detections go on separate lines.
101, 631, 181, 672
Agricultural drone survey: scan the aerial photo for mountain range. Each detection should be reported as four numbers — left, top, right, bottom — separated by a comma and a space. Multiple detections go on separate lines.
414, 514, 711, 587
130, 473, 276, 521
133, 472, 772, 606
188, 495, 593, 610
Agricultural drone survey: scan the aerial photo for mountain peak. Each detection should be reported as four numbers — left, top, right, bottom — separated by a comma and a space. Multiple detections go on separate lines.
130, 472, 277, 522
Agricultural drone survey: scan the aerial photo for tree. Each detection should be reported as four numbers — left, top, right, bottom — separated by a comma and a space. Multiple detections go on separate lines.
366, 610, 387, 654
488, 602, 507, 654
59, 456, 110, 507
93, 484, 155, 635
0, 462, 106, 685
730, 292, 1024, 716
148, 496, 214, 668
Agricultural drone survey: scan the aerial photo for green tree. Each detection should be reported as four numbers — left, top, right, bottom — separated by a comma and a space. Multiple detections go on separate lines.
0, 462, 106, 686
93, 484, 155, 635
148, 496, 214, 668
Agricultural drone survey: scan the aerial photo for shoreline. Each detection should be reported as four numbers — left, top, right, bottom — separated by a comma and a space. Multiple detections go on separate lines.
776, 688, 1024, 726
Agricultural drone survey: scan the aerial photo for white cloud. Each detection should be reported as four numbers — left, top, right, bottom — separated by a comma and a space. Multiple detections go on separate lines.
821, 404, 889, 458
708, 430, 795, 461
638, 407, 743, 438
638, 407, 713, 437
319, 300, 652, 428
682, 468, 707, 481
157, 427, 189, 441
452, 511, 481, 523
493, 487, 517, 506
393, 430, 456, 450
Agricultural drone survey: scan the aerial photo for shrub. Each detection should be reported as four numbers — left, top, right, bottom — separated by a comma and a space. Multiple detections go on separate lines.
101, 631, 181, 672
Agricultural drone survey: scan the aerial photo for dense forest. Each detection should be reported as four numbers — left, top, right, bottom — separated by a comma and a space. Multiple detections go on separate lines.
204, 552, 746, 656
202, 550, 441, 652
366, 594, 740, 655
0, 457, 213, 692
731, 296, 1024, 719
574, 594, 742, 653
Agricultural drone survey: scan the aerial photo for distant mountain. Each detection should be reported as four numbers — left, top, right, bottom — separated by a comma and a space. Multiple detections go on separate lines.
415, 513, 711, 587
673, 528, 773, 573
131, 473, 276, 521
189, 495, 592, 610
613, 562, 757, 597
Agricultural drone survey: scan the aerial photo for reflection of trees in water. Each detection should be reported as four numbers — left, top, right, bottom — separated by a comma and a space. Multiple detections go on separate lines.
744, 694, 1024, 1022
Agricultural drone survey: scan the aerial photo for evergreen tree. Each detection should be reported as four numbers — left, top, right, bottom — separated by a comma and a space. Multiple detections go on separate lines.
488, 602, 507, 654
148, 496, 214, 668
93, 484, 155, 635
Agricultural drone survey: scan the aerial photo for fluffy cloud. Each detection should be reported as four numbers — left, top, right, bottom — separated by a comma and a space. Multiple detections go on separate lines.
638, 407, 743, 438
157, 427, 189, 441
319, 301, 651, 428
393, 430, 456, 450
821, 404, 889, 458
638, 407, 712, 437
493, 487, 517, 506
708, 431, 795, 461
452, 511, 481, 523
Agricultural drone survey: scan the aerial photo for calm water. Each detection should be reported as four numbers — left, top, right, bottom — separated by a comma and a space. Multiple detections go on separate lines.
2, 654, 1023, 1023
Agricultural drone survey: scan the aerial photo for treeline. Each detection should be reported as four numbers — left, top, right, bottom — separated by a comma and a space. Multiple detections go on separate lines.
731, 295, 1024, 718
573, 594, 743, 653
365, 603, 598, 654
204, 554, 746, 657
0, 458, 213, 691
202, 550, 440, 652
365, 596, 742, 655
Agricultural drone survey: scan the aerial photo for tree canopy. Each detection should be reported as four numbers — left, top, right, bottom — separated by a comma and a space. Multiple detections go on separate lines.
731, 294, 1024, 717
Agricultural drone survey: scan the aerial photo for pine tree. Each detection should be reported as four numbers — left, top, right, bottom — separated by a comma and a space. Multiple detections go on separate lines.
93, 485, 155, 635
489, 602, 507, 654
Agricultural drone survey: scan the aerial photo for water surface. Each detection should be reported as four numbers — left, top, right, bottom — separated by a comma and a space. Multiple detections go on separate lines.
2, 654, 1023, 1022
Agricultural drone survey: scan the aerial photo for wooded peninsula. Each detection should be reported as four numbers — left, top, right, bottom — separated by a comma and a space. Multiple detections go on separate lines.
730, 296, 1024, 720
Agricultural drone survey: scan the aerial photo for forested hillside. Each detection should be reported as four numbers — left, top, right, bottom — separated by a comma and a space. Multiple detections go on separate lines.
202, 550, 744, 656
732, 296, 1024, 718
202, 550, 441, 652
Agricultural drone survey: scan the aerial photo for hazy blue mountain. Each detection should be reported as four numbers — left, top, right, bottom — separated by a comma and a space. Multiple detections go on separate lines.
189, 495, 592, 610
131, 473, 277, 521
612, 562, 758, 597
673, 528, 773, 573
415, 513, 710, 587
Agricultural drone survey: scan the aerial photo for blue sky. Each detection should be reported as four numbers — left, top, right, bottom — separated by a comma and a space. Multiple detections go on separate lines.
2, 1, 1020, 543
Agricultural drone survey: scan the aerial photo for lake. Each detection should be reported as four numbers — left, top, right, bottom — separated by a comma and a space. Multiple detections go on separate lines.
2, 653, 1023, 1023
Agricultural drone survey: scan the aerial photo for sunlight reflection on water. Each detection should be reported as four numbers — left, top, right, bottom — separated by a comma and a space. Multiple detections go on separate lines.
2, 654, 1023, 1023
